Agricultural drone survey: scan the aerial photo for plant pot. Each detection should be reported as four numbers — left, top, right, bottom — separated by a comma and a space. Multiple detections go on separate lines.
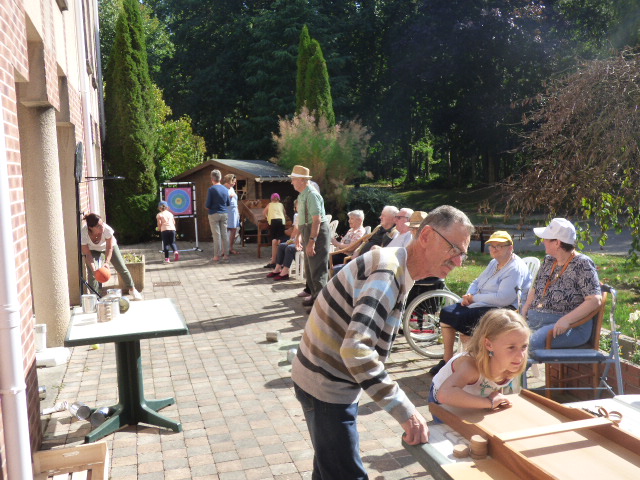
118, 254, 145, 292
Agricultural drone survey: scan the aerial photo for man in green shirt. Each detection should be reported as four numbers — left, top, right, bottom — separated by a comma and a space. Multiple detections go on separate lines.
289, 165, 330, 308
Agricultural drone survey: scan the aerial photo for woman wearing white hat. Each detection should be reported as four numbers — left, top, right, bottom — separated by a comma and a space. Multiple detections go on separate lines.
522, 218, 602, 350
430, 231, 531, 375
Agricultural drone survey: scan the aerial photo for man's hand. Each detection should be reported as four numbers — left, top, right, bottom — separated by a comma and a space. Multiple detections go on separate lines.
306, 242, 316, 257
461, 294, 474, 306
401, 412, 429, 445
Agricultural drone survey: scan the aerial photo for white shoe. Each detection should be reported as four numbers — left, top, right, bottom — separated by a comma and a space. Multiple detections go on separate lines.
129, 288, 143, 301
164, 258, 171, 264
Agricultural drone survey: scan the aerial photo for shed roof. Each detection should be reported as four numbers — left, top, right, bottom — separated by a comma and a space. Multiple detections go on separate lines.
173, 159, 291, 182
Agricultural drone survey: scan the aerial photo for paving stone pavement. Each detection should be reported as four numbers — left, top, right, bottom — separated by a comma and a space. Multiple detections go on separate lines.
39, 241, 444, 479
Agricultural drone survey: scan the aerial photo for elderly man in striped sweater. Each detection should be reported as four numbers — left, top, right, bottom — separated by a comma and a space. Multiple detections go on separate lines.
291, 205, 474, 480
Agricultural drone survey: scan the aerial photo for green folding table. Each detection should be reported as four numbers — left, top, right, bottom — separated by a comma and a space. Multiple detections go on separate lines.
65, 298, 189, 443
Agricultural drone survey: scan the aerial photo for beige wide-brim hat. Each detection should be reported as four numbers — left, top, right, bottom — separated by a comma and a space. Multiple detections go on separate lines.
288, 165, 312, 178
408, 211, 428, 228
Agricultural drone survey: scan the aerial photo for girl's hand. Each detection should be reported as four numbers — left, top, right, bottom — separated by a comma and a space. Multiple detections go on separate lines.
488, 391, 511, 410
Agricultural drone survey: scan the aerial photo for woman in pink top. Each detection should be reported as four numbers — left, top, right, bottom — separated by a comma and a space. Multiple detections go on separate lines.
157, 201, 179, 263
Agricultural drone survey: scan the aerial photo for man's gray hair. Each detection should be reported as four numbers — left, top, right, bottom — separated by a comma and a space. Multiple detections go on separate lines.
381, 205, 399, 216
400, 207, 414, 218
347, 209, 365, 220
210, 169, 222, 182
418, 205, 474, 235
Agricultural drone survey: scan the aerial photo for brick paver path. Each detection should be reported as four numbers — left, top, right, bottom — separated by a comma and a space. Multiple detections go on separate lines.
41, 241, 450, 479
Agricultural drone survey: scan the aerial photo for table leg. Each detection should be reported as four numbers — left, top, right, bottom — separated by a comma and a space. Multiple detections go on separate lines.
85, 340, 182, 442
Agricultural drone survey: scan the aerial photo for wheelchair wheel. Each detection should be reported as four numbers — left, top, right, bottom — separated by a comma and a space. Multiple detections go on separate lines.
403, 289, 461, 358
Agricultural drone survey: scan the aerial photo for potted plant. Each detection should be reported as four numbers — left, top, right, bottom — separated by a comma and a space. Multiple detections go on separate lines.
117, 252, 145, 292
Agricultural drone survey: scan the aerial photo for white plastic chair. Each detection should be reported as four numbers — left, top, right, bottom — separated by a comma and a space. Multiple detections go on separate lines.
328, 220, 339, 252
522, 256, 541, 280
294, 250, 305, 281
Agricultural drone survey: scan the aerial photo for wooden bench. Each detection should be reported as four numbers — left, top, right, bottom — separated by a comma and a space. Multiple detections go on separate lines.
33, 442, 109, 480
470, 226, 496, 252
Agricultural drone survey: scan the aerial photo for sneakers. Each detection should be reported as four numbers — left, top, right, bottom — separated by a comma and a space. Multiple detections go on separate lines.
297, 290, 310, 297
302, 296, 315, 307
129, 288, 143, 301
429, 359, 446, 376
164, 258, 171, 264
174, 251, 180, 261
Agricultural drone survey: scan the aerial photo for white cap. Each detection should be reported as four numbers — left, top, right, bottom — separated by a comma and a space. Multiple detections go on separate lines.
533, 218, 576, 245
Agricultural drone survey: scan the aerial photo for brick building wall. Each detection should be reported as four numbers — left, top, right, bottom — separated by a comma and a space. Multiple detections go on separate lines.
546, 360, 640, 401
0, 1, 103, 478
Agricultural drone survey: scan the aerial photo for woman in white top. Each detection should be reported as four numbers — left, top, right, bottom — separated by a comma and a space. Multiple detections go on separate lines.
81, 213, 142, 299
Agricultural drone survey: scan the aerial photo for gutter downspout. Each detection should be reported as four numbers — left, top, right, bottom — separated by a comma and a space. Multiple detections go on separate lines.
0, 95, 34, 480
75, 0, 101, 212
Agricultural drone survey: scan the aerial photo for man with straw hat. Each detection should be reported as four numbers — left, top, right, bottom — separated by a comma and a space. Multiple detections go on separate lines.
289, 165, 331, 308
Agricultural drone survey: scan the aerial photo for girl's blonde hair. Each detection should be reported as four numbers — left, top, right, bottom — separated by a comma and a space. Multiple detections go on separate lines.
466, 309, 530, 382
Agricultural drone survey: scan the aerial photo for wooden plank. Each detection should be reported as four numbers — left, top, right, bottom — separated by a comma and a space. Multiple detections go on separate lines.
432, 393, 640, 480
443, 459, 519, 480
497, 417, 612, 442
429, 402, 554, 480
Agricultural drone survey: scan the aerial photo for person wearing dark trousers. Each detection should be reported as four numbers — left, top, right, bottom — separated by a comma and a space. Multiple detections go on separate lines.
288, 165, 330, 309
156, 201, 179, 263
205, 169, 230, 263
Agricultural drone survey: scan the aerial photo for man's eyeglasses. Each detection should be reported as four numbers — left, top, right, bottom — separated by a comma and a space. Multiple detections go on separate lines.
432, 228, 468, 261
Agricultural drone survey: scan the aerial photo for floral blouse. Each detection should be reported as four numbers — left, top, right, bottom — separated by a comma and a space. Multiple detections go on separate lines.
530, 253, 600, 315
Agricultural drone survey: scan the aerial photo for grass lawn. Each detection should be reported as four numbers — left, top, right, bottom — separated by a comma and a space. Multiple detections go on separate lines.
445, 251, 640, 348
392, 186, 547, 226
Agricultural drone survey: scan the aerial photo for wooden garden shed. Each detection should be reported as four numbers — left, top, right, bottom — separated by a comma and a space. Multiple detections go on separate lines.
171, 159, 296, 241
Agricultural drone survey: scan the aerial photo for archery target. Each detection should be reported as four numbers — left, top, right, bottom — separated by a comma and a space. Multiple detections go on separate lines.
164, 187, 193, 216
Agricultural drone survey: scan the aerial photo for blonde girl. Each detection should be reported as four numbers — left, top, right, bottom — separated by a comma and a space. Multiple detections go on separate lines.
430, 309, 530, 413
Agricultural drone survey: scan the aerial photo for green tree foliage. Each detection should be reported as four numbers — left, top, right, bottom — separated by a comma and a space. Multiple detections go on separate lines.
143, 1, 640, 187
504, 50, 640, 258
295, 24, 312, 114
104, 0, 158, 243
151, 85, 206, 183
99, 0, 174, 83
296, 27, 335, 126
303, 39, 335, 126
273, 108, 370, 214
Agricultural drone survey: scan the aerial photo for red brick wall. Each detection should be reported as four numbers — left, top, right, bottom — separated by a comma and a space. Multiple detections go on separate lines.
547, 360, 640, 400
1, 1, 102, 475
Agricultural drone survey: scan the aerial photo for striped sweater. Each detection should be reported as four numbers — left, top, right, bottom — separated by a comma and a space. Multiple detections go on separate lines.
291, 247, 416, 423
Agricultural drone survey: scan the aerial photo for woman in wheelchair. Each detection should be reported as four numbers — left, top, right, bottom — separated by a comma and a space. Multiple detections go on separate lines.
521, 218, 602, 351
430, 231, 531, 376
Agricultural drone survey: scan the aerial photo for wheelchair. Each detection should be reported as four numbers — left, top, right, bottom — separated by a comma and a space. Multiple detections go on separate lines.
402, 277, 461, 358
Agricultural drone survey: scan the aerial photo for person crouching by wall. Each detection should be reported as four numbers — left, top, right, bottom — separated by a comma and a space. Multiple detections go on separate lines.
81, 213, 142, 300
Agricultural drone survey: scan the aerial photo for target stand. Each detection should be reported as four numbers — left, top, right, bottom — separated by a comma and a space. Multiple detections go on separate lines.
159, 182, 203, 253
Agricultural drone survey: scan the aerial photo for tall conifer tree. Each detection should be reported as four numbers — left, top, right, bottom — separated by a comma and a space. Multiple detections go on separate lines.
104, 0, 158, 242
295, 24, 312, 114
295, 26, 335, 126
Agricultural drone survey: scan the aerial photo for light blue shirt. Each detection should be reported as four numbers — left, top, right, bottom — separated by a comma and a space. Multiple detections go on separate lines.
466, 254, 531, 309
